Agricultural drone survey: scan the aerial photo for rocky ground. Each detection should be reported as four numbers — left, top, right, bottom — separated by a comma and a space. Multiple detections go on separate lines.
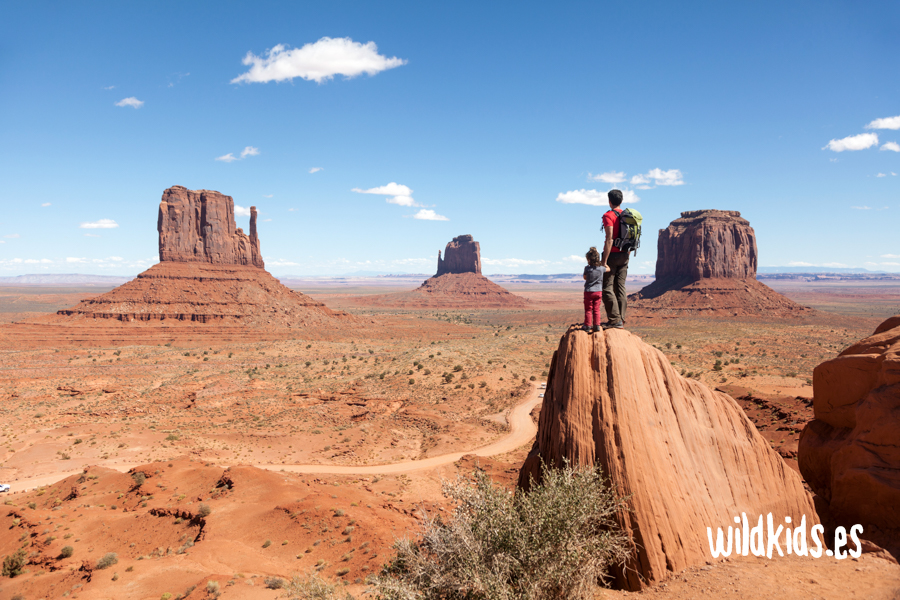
1, 281, 899, 599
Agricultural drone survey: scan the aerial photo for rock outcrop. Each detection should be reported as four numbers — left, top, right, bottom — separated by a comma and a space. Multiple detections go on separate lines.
158, 186, 263, 268
358, 235, 528, 309
51, 186, 350, 333
630, 210, 810, 317
436, 234, 481, 275
799, 315, 900, 556
519, 326, 818, 590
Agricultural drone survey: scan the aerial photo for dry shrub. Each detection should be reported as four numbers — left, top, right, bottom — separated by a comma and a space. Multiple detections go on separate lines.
96, 552, 118, 569
280, 570, 353, 599
2, 547, 28, 578
375, 461, 631, 600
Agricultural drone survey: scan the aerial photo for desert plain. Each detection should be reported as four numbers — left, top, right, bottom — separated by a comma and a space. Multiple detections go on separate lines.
1, 276, 899, 599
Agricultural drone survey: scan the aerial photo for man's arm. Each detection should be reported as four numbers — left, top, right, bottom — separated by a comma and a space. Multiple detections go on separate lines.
601, 225, 614, 272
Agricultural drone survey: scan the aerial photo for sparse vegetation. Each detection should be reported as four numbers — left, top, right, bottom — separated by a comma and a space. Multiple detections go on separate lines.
2, 547, 27, 578
280, 570, 353, 599
97, 552, 119, 569
60, 545, 74, 558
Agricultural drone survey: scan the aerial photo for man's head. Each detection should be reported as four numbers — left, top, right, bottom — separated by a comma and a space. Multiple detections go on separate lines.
608, 189, 624, 208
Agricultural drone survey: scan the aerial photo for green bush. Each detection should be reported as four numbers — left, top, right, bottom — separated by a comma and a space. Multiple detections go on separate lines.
375, 461, 631, 600
281, 571, 352, 599
60, 545, 74, 558
197, 503, 212, 517
132, 471, 146, 487
2, 547, 27, 578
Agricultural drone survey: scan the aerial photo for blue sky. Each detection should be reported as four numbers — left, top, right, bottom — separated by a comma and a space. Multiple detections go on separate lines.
1, 1, 898, 276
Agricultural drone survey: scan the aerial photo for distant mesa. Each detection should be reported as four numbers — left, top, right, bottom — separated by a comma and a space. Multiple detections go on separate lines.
37, 186, 350, 337
799, 315, 900, 558
630, 210, 811, 317
520, 325, 818, 589
360, 235, 529, 309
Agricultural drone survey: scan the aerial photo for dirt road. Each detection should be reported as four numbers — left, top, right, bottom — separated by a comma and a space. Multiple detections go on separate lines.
7, 387, 542, 491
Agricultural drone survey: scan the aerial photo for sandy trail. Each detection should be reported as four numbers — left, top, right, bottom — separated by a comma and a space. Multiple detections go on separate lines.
6, 388, 542, 491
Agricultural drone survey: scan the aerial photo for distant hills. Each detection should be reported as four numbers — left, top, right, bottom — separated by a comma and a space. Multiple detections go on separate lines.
0, 274, 134, 286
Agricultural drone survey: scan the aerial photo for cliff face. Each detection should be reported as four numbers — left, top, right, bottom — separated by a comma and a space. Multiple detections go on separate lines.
158, 186, 263, 268
519, 326, 818, 590
655, 210, 757, 283
436, 234, 481, 276
799, 315, 900, 556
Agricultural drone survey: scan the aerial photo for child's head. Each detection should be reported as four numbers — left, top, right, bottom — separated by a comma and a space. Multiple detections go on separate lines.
586, 247, 601, 267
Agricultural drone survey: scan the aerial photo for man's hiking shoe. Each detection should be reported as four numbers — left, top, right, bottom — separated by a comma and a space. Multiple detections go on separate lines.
602, 321, 624, 330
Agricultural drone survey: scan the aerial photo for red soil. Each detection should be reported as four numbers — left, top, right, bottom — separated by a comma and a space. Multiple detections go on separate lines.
357, 272, 529, 309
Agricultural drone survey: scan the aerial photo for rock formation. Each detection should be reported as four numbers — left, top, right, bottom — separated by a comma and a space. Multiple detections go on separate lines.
519, 326, 818, 590
51, 186, 349, 333
630, 210, 810, 317
359, 235, 528, 309
158, 185, 263, 268
799, 315, 900, 557
436, 234, 481, 276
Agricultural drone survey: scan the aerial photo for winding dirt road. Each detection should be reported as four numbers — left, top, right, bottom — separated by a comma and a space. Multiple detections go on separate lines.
7, 388, 542, 492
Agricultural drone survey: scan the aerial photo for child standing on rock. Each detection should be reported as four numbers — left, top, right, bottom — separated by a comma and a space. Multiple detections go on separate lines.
582, 247, 604, 333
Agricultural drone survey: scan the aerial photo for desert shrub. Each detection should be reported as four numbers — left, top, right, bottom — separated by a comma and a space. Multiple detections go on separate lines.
207, 580, 220, 594
60, 545, 74, 558
281, 570, 352, 599
263, 539, 272, 548
97, 552, 118, 569
374, 461, 631, 600
2, 547, 28, 578
265, 576, 286, 589
197, 503, 212, 517
132, 471, 146, 487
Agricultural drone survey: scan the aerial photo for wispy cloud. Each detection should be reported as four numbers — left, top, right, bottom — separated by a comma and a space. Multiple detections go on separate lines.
115, 97, 144, 109
103, 85, 116, 90
877, 173, 887, 177
588, 171, 626, 184
216, 146, 260, 162
66, 257, 86, 263
4, 234, 20, 238
851, 206, 872, 210
167, 72, 190, 88
79, 219, 119, 229
231, 37, 407, 84
412, 209, 448, 221
644, 168, 684, 186
309, 167, 323, 174
555, 189, 640, 206
263, 194, 273, 198
865, 115, 900, 130
352, 182, 423, 207
234, 205, 252, 217
881, 141, 900, 152
788, 261, 815, 267
823, 133, 878, 152
41, 202, 51, 207
881, 254, 900, 258
482, 257, 551, 267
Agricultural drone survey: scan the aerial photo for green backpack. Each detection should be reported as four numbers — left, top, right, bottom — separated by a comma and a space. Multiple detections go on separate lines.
611, 208, 643, 255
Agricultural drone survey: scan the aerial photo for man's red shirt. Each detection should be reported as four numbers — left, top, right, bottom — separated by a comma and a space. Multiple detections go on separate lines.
603, 208, 623, 253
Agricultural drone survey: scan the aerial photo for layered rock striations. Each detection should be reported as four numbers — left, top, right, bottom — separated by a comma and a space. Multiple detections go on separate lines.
519, 326, 818, 590
436, 234, 481, 276
630, 210, 809, 316
362, 235, 528, 309
53, 186, 349, 330
799, 315, 900, 556
158, 185, 263, 268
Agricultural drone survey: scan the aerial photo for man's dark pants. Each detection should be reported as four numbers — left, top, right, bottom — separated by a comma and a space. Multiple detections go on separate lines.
603, 252, 629, 324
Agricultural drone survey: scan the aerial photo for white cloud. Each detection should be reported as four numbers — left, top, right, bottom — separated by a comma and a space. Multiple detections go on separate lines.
352, 182, 413, 196
103, 85, 116, 90
216, 153, 238, 162
216, 146, 260, 162
0, 240, 4, 244
787, 261, 814, 267
309, 167, 323, 174
882, 262, 900, 266
234, 205, 252, 217
41, 202, 51, 207
555, 188, 640, 206
412, 209, 448, 221
287, 208, 296, 212
263, 194, 273, 198
823, 133, 878, 152
646, 168, 684, 186
267, 260, 299, 267
881, 254, 900, 258
66, 257, 86, 263
563, 255, 585, 262
4, 233, 20, 238
881, 141, 900, 152
877, 173, 887, 177
231, 37, 407, 84
822, 262, 848, 268
851, 206, 872, 210
240, 146, 260, 158
630, 174, 650, 185
588, 171, 626, 184
108, 256, 124, 261
386, 195, 419, 207
79, 219, 119, 229
115, 97, 144, 108
865, 115, 900, 130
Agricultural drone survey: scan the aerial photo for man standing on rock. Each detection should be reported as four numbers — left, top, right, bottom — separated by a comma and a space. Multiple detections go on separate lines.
600, 189, 627, 329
